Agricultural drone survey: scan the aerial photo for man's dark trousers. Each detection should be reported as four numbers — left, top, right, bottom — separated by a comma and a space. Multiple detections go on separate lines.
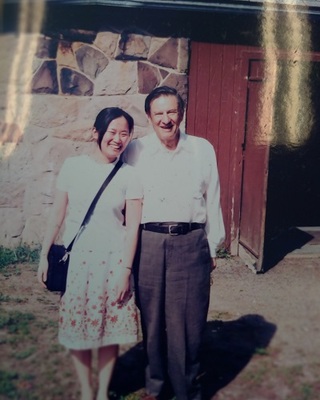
137, 228, 212, 400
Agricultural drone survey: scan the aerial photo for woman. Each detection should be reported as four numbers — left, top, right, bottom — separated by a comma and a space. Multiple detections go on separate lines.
37, 107, 142, 400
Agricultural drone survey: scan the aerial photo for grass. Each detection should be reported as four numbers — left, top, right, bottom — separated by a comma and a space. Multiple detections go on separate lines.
0, 310, 35, 335
0, 370, 19, 399
0, 293, 11, 302
0, 293, 28, 304
216, 247, 231, 259
0, 309, 38, 399
0, 244, 40, 270
13, 347, 37, 360
254, 347, 269, 356
298, 383, 314, 400
0, 303, 69, 400
0, 370, 36, 400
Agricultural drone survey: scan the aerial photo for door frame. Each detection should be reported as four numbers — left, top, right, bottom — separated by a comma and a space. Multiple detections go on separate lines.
237, 49, 269, 271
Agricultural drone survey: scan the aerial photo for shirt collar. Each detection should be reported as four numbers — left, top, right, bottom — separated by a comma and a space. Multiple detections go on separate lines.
149, 131, 193, 155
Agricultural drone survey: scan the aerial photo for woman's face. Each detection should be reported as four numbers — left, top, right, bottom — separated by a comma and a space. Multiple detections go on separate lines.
97, 116, 131, 162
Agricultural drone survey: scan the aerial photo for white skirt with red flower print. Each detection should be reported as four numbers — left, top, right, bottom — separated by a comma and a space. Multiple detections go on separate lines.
58, 244, 138, 350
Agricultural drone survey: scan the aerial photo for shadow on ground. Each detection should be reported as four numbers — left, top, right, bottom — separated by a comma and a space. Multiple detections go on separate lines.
262, 227, 313, 272
110, 340, 146, 397
110, 314, 276, 399
200, 314, 276, 399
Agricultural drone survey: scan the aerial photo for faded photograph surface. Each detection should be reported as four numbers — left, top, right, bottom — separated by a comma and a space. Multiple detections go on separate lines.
1, 1, 320, 399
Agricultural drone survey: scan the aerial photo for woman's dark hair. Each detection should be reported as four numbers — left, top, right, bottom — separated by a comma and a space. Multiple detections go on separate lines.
93, 107, 134, 149
144, 86, 185, 116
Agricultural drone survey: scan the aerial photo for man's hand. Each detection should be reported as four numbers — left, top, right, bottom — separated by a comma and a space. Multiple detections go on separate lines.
211, 257, 217, 271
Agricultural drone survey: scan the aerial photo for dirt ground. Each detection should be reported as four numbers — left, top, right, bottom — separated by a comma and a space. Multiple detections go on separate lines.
204, 255, 320, 400
1, 254, 320, 400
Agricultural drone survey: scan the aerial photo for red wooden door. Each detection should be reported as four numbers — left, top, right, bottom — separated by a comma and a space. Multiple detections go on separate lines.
187, 42, 244, 251
238, 59, 269, 271
187, 43, 269, 269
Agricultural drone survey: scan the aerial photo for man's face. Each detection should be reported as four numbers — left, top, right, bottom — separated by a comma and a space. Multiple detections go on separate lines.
148, 95, 183, 146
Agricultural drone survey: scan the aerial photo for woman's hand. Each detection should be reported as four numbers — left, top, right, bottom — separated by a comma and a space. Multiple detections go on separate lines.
115, 268, 132, 303
37, 255, 49, 288
37, 189, 68, 288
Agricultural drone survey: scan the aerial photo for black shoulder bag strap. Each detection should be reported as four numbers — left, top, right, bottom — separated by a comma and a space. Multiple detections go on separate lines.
65, 159, 123, 253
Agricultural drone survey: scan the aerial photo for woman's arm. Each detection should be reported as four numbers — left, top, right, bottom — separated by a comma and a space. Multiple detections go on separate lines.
37, 189, 68, 286
116, 198, 142, 302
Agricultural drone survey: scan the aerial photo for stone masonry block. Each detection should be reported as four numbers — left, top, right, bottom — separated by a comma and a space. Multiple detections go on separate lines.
35, 36, 58, 59
75, 44, 109, 79
0, 209, 25, 248
0, 182, 25, 208
32, 60, 59, 94
119, 95, 149, 127
60, 67, 94, 96
178, 38, 190, 73
23, 175, 55, 217
162, 73, 188, 102
0, 144, 33, 196
0, 121, 22, 144
57, 41, 77, 69
148, 37, 178, 69
138, 61, 161, 94
52, 121, 93, 141
116, 32, 151, 60
32, 58, 43, 75
21, 215, 46, 246
94, 60, 137, 95
23, 125, 49, 144
94, 31, 119, 58
160, 69, 169, 79
29, 95, 89, 128
32, 137, 86, 176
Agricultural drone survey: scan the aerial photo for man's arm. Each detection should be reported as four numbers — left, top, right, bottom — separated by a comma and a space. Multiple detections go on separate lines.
204, 143, 226, 261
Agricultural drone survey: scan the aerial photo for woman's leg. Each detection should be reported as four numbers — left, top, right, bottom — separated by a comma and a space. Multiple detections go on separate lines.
70, 349, 93, 400
96, 344, 119, 400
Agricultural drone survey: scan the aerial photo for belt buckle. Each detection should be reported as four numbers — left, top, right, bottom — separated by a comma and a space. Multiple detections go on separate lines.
168, 224, 179, 236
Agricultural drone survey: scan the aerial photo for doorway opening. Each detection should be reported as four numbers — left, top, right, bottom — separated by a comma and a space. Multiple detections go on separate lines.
263, 60, 320, 271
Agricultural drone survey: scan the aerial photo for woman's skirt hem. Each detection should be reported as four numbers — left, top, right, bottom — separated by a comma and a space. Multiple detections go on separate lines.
59, 334, 138, 350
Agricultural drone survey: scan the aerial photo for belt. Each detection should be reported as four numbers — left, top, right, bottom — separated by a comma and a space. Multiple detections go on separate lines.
141, 222, 205, 236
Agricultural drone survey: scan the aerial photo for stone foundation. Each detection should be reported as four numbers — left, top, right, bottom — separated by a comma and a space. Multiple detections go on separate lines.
0, 30, 189, 247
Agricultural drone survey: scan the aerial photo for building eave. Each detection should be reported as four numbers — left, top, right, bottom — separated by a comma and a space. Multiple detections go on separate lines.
3, 0, 320, 15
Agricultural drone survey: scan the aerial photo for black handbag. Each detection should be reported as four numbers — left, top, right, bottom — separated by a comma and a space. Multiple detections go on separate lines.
46, 244, 70, 292
45, 159, 123, 292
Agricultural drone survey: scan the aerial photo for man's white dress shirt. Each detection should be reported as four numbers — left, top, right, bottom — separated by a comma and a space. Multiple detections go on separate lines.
124, 132, 225, 257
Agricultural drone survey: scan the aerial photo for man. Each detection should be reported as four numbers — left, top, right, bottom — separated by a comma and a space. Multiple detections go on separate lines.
124, 86, 225, 400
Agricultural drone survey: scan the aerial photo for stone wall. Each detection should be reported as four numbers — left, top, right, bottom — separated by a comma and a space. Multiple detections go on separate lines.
0, 30, 189, 248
